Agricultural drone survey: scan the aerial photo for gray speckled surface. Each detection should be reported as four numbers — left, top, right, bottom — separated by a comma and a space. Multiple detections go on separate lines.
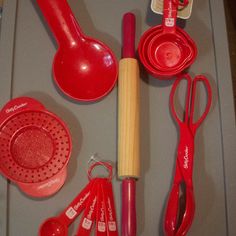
0, 0, 235, 235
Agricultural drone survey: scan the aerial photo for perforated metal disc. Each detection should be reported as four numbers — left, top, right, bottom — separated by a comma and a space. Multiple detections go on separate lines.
0, 110, 71, 183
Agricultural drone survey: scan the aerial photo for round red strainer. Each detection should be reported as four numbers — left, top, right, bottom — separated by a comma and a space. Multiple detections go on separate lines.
0, 97, 72, 197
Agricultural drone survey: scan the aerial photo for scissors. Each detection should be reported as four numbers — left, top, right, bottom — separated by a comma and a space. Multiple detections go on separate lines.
164, 74, 212, 236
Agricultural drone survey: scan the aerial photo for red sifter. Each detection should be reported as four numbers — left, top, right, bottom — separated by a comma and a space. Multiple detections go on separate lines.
0, 97, 72, 197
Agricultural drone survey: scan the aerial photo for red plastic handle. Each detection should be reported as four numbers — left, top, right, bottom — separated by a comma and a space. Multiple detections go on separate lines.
37, 0, 83, 47
75, 180, 100, 236
122, 179, 137, 236
189, 75, 212, 134
57, 179, 96, 226
122, 13, 136, 58
170, 74, 191, 125
170, 74, 212, 134
163, 0, 178, 34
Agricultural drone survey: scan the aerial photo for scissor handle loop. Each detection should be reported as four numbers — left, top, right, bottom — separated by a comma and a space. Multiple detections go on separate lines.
170, 73, 192, 125
190, 75, 212, 133
170, 74, 212, 133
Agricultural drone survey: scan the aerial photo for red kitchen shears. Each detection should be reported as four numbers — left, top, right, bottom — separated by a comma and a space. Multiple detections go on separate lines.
164, 74, 212, 236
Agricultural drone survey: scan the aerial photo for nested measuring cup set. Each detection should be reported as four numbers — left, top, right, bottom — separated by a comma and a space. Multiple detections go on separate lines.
0, 0, 213, 236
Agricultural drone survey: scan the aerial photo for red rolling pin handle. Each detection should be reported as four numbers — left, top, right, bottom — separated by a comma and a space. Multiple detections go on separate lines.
122, 13, 136, 59
122, 179, 137, 236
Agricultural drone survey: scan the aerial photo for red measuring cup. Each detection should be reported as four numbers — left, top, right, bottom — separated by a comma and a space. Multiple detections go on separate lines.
138, 0, 197, 78
37, 0, 118, 102
0, 97, 72, 197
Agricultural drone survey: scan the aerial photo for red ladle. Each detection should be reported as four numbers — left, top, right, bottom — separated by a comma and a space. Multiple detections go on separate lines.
37, 0, 118, 102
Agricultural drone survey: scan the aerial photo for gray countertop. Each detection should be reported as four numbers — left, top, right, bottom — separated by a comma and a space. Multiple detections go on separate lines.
0, 0, 235, 235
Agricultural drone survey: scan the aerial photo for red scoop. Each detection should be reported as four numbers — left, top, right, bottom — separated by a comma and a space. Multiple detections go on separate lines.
37, 0, 118, 102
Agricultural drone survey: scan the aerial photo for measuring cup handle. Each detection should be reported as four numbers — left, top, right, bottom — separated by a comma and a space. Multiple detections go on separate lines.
189, 75, 212, 133
163, 0, 178, 34
37, 0, 83, 47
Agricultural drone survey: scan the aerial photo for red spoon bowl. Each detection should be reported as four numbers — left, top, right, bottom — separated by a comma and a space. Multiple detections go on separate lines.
39, 217, 67, 236
53, 39, 118, 101
37, 0, 118, 102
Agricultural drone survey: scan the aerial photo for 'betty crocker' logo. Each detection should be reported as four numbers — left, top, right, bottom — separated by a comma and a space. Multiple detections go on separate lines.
5, 103, 28, 114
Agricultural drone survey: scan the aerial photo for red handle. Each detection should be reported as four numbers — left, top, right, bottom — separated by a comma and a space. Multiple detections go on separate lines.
189, 75, 212, 134
122, 13, 136, 58
170, 74, 212, 134
57, 179, 96, 226
122, 179, 137, 236
163, 0, 178, 34
37, 0, 83, 47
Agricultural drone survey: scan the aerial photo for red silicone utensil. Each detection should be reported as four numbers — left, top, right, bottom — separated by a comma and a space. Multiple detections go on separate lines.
37, 0, 118, 102
164, 74, 212, 236
39, 178, 98, 236
138, 0, 197, 78
0, 97, 71, 197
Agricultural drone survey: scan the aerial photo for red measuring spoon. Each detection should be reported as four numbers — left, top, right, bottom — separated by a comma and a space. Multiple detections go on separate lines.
37, 0, 118, 102
39, 178, 98, 236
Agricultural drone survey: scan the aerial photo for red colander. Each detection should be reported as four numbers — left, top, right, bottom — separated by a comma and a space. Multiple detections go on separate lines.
0, 97, 72, 197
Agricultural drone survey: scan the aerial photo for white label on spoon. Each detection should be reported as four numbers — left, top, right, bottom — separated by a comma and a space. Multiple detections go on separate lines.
65, 207, 77, 219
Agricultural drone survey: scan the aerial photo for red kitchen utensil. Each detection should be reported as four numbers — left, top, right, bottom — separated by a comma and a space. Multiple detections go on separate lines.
164, 74, 212, 236
148, 34, 193, 70
39, 178, 98, 236
39, 160, 118, 236
118, 13, 140, 236
36, 0, 118, 102
0, 97, 72, 197
138, 0, 197, 78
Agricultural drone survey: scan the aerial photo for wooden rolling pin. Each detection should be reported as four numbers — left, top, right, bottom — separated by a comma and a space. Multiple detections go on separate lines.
118, 13, 140, 236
